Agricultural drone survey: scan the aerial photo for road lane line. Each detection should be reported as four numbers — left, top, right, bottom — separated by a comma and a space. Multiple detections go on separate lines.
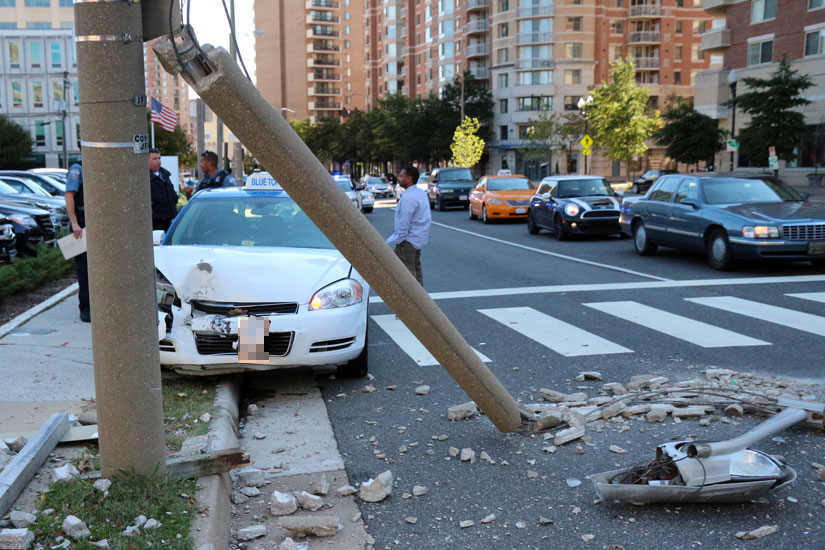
431, 221, 672, 282
584, 301, 770, 348
787, 292, 825, 304
686, 296, 825, 337
370, 314, 491, 366
478, 306, 633, 357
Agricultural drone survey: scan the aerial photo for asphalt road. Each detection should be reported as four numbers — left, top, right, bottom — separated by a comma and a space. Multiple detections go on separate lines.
318, 199, 825, 550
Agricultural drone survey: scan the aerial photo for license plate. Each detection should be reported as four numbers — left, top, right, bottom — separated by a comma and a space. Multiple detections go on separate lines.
238, 317, 270, 364
459, 195, 468, 200
809, 242, 825, 256
515, 207, 526, 214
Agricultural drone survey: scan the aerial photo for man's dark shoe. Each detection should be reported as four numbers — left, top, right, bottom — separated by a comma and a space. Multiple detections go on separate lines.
80, 311, 91, 323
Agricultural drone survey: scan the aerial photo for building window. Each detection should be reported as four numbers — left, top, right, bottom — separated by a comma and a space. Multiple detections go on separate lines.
55, 120, 64, 146
25, 0, 50, 6
805, 29, 825, 56
566, 17, 582, 32
499, 0, 509, 9
29, 41, 43, 68
747, 39, 772, 65
498, 22, 509, 38
32, 81, 44, 108
499, 125, 508, 141
675, 45, 683, 60
518, 124, 533, 139
692, 20, 707, 34
499, 98, 508, 113
60, 0, 72, 5
564, 96, 581, 111
517, 96, 551, 111
26, 22, 51, 29
811, 0, 825, 9
0, 1, 18, 7
674, 71, 682, 84
50, 41, 61, 67
610, 45, 622, 60
35, 120, 46, 147
11, 81, 23, 108
564, 69, 581, 84
8, 42, 20, 69
676, 0, 683, 6
610, 21, 623, 34
691, 45, 704, 61
616, 0, 624, 6
675, 21, 683, 34
750, 0, 776, 23
517, 70, 551, 86
496, 47, 509, 64
566, 43, 582, 58
497, 72, 509, 88
53, 81, 64, 103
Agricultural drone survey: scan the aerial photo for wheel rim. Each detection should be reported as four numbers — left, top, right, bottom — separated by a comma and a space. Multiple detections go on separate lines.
482, 206, 487, 222
711, 236, 727, 262
635, 225, 647, 249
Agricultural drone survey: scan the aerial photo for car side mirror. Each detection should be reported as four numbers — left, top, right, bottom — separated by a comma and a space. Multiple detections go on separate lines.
152, 230, 165, 246
680, 198, 699, 209
614, 190, 625, 197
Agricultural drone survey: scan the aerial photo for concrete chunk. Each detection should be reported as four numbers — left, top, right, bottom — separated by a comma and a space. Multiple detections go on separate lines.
0, 528, 35, 549
62, 515, 91, 540
460, 448, 476, 463
3, 436, 26, 453
312, 473, 330, 496
602, 383, 627, 395
278, 516, 340, 537
51, 463, 80, 483
576, 371, 602, 381
724, 404, 744, 417
237, 525, 267, 541
447, 402, 478, 421
626, 375, 656, 390
554, 426, 585, 446
336, 485, 356, 497
534, 412, 563, 431
237, 467, 266, 488
600, 401, 626, 420
9, 512, 36, 529
269, 490, 298, 516
294, 490, 324, 511
671, 406, 709, 418
359, 470, 393, 502
93, 479, 112, 492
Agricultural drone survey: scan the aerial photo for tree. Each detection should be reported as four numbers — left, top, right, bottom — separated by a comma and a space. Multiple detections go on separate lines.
654, 95, 726, 170
517, 104, 574, 173
726, 58, 812, 167
0, 116, 33, 169
587, 58, 662, 179
147, 113, 196, 169
441, 71, 495, 141
450, 116, 485, 168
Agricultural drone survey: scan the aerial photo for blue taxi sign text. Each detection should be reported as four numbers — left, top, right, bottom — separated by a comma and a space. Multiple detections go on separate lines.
245, 172, 282, 190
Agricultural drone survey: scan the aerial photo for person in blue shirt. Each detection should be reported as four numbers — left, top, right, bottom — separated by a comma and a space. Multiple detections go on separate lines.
195, 151, 237, 191
386, 165, 431, 285
65, 160, 90, 322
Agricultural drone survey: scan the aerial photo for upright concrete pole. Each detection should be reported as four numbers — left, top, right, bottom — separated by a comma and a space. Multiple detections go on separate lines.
74, 0, 166, 476
196, 98, 205, 177
155, 35, 521, 433
233, 142, 244, 179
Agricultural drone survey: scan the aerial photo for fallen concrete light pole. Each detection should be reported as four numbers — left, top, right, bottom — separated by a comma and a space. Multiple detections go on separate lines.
153, 29, 521, 433
592, 399, 823, 504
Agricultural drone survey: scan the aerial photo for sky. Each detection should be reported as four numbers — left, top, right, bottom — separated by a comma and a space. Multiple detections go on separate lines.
186, 0, 257, 85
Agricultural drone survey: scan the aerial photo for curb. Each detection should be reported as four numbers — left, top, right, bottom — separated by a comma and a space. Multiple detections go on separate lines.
0, 282, 79, 339
191, 375, 242, 550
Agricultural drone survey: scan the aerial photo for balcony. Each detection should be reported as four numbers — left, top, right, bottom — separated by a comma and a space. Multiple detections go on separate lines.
466, 43, 489, 58
515, 58, 555, 70
517, 5, 554, 18
632, 57, 660, 69
470, 66, 490, 79
309, 85, 341, 96
628, 31, 661, 43
310, 100, 342, 110
307, 0, 338, 8
628, 4, 661, 18
700, 27, 731, 53
465, 19, 490, 34
307, 13, 339, 24
467, 0, 489, 10
701, 0, 737, 15
309, 69, 341, 81
516, 31, 553, 45
307, 41, 340, 53
307, 28, 340, 38
309, 57, 341, 67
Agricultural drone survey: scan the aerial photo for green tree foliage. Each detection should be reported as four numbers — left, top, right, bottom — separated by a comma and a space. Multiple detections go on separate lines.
725, 58, 812, 166
587, 58, 662, 178
147, 113, 197, 169
0, 116, 34, 169
654, 95, 726, 169
517, 104, 574, 167
451, 117, 485, 168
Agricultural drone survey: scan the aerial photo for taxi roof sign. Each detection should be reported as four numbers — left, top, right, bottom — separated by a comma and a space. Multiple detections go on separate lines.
244, 171, 282, 190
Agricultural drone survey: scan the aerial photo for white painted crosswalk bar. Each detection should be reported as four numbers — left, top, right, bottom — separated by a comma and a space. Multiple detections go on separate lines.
584, 301, 770, 348
478, 306, 632, 357
370, 314, 491, 366
786, 292, 825, 304
686, 297, 825, 337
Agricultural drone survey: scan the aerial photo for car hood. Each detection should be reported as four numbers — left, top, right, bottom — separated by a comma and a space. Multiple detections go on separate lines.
718, 201, 825, 223
565, 195, 621, 211
0, 193, 64, 211
436, 181, 475, 190
0, 199, 51, 216
154, 245, 354, 304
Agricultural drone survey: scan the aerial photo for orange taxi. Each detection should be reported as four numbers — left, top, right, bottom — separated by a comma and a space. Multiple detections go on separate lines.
468, 174, 535, 223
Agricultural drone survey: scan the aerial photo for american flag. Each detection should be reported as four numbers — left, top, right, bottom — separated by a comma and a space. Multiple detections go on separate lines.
150, 97, 179, 132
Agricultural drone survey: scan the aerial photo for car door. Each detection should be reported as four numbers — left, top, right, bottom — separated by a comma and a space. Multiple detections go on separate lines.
642, 176, 680, 244
469, 178, 486, 216
666, 177, 705, 250
427, 170, 439, 202
532, 180, 555, 227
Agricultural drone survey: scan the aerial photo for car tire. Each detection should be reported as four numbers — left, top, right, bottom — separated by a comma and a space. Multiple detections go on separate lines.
707, 229, 735, 271
462, 204, 469, 210
429, 198, 434, 210
632, 183, 640, 194
527, 212, 540, 235
337, 331, 368, 378
554, 214, 568, 241
482, 204, 491, 224
811, 258, 825, 268
633, 221, 657, 255
362, 207, 373, 213
469, 206, 477, 220
437, 197, 446, 212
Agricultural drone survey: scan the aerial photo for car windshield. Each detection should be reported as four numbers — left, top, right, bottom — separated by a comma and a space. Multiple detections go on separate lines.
488, 177, 532, 191
367, 177, 385, 186
702, 178, 803, 205
15, 177, 53, 196
557, 179, 613, 198
166, 196, 335, 249
0, 181, 19, 194
438, 168, 473, 182
335, 179, 353, 192
32, 174, 66, 193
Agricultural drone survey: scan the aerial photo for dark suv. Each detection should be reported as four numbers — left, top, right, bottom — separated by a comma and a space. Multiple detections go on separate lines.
631, 169, 678, 195
427, 167, 475, 211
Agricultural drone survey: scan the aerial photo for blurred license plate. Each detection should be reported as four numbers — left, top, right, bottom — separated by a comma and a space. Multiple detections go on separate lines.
809, 242, 825, 255
459, 195, 468, 200
238, 317, 270, 364
515, 207, 526, 214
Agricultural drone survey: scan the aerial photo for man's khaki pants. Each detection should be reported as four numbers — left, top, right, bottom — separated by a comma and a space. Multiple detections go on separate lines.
394, 240, 423, 285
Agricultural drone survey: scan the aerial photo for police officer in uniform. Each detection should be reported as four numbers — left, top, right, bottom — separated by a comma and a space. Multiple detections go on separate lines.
196, 150, 237, 191
148, 148, 179, 231
65, 160, 90, 322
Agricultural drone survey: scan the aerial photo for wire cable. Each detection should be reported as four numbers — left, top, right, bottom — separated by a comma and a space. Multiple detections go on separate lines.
220, 0, 252, 81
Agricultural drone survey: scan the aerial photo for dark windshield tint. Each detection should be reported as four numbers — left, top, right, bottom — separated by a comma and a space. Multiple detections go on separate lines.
488, 177, 532, 191
438, 168, 473, 182
367, 177, 386, 185
167, 196, 335, 249
335, 180, 353, 192
702, 178, 803, 205
557, 178, 613, 198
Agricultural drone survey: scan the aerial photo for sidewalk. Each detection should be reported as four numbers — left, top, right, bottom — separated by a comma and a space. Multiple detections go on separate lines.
794, 183, 825, 202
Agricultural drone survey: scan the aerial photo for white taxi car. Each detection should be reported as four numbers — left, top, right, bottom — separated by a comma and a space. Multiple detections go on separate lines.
153, 173, 369, 376
333, 175, 374, 213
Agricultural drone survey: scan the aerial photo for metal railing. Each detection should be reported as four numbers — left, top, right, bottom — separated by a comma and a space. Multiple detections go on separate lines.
470, 66, 490, 79
466, 43, 489, 57
309, 0, 338, 8
311, 57, 341, 66
465, 19, 490, 33
517, 5, 554, 18
309, 85, 341, 95
311, 69, 341, 80
467, 0, 490, 9
515, 58, 555, 70
628, 31, 661, 43
516, 31, 553, 44
628, 4, 661, 17
632, 56, 660, 69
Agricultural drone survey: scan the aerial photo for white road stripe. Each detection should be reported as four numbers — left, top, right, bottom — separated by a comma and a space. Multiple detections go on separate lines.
584, 301, 770, 348
431, 221, 671, 282
368, 275, 825, 303
478, 306, 632, 357
686, 296, 825, 337
370, 314, 491, 366
787, 292, 825, 304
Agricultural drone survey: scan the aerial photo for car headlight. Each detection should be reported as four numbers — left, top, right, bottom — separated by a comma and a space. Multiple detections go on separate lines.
10, 215, 36, 227
309, 278, 363, 311
156, 270, 178, 308
742, 225, 779, 239
365, 193, 374, 199
487, 198, 503, 205
564, 204, 580, 217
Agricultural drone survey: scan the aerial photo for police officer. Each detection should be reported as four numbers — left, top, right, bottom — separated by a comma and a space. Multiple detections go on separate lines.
65, 159, 90, 323
196, 150, 237, 191
148, 148, 178, 231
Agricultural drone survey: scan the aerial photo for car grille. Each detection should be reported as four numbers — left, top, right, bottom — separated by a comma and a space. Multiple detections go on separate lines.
506, 199, 530, 206
194, 332, 294, 356
159, 339, 176, 352
782, 223, 825, 241
582, 210, 619, 218
310, 337, 356, 353
33, 214, 54, 237
191, 301, 299, 315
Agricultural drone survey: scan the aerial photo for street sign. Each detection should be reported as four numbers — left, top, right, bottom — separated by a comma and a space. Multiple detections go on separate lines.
768, 156, 779, 170
726, 139, 739, 152
132, 133, 150, 154
580, 135, 593, 149
582, 147, 591, 156
769, 146, 776, 157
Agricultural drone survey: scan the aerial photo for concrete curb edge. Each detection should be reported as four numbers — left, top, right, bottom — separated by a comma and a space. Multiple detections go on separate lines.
191, 374, 242, 550
0, 282, 79, 339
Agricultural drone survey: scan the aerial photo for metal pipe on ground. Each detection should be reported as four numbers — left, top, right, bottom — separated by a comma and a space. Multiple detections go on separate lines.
153, 30, 521, 433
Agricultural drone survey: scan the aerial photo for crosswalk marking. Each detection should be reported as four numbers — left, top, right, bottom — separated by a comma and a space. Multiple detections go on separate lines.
686, 296, 825, 337
478, 306, 632, 357
584, 301, 770, 348
786, 292, 825, 304
370, 314, 491, 366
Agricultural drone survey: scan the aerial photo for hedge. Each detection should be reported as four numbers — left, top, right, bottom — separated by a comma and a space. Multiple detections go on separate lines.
0, 244, 74, 301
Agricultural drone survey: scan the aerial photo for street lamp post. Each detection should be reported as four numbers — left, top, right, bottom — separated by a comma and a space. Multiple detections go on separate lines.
577, 94, 594, 175
728, 69, 738, 172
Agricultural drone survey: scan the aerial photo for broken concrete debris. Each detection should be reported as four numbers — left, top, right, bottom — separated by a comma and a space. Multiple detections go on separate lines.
735, 525, 778, 540
336, 484, 357, 497
294, 490, 324, 511
359, 470, 393, 502
312, 473, 330, 496
480, 514, 496, 524
554, 426, 585, 446
51, 463, 80, 483
9, 511, 36, 529
3, 436, 26, 453
269, 490, 298, 516
93, 479, 112, 492
575, 371, 602, 381
237, 467, 265, 488
459, 448, 476, 463
447, 401, 478, 421
415, 385, 430, 396
236, 524, 267, 541
0, 528, 35, 549
412, 485, 427, 496
62, 515, 90, 540
278, 516, 341, 537
459, 520, 474, 528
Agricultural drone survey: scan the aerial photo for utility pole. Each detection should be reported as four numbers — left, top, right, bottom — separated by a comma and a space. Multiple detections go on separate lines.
61, 71, 69, 168
197, 98, 205, 177
74, 0, 167, 476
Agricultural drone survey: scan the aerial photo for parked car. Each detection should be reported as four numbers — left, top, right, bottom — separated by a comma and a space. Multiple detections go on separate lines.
620, 174, 825, 270
526, 175, 624, 240
334, 175, 374, 213
0, 201, 55, 255
153, 180, 370, 376
427, 167, 475, 210
360, 175, 393, 198
0, 178, 71, 231
0, 170, 66, 196
0, 216, 17, 264
631, 169, 678, 195
468, 174, 535, 223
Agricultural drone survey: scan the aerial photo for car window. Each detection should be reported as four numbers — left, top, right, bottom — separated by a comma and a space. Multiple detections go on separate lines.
643, 171, 656, 179
167, 196, 335, 249
557, 178, 612, 198
28, 175, 64, 193
0, 181, 19, 194
702, 178, 803, 205
438, 168, 473, 182
0, 179, 26, 193
335, 180, 353, 192
648, 177, 680, 202
367, 177, 384, 185
674, 178, 699, 203
536, 182, 552, 195
475, 179, 485, 189
487, 177, 532, 191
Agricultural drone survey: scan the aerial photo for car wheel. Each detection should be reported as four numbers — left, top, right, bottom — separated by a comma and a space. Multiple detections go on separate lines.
469, 205, 477, 220
707, 229, 735, 271
429, 198, 434, 210
462, 204, 470, 210
811, 258, 825, 268
554, 214, 568, 241
482, 204, 491, 224
632, 183, 640, 194
437, 197, 446, 212
633, 221, 657, 255
362, 207, 373, 213
337, 331, 368, 378
527, 212, 540, 235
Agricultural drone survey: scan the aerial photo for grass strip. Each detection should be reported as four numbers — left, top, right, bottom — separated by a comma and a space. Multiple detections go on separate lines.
0, 243, 74, 301
162, 377, 218, 452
